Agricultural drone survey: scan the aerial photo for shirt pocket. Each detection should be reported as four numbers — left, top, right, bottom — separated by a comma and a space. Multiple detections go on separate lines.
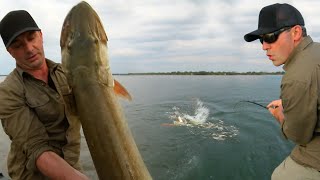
26, 93, 49, 108
25, 91, 60, 124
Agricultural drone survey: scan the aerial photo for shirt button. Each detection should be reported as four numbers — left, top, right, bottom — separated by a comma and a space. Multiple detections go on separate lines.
56, 94, 60, 98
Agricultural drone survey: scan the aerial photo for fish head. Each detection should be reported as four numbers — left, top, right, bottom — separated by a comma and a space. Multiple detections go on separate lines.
60, 1, 112, 85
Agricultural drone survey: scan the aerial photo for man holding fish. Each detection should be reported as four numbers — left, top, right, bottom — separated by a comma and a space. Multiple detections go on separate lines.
0, 1, 152, 179
0, 9, 88, 180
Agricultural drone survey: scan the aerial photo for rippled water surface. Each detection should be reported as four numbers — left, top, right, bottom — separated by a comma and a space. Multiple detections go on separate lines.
0, 75, 294, 180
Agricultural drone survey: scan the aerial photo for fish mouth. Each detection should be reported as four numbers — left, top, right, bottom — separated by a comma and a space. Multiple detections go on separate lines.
60, 1, 108, 49
60, 1, 113, 87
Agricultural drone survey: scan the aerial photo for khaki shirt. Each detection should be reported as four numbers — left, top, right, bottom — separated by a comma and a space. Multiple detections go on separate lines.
0, 59, 81, 180
281, 36, 320, 170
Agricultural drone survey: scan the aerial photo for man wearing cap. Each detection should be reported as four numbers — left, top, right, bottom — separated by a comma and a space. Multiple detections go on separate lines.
244, 3, 320, 180
0, 10, 88, 179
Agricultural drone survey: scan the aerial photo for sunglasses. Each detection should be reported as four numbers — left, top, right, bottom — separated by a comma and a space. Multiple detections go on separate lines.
259, 27, 292, 44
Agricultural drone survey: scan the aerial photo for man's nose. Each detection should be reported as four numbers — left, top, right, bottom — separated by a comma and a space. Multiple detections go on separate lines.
262, 41, 270, 50
24, 42, 33, 52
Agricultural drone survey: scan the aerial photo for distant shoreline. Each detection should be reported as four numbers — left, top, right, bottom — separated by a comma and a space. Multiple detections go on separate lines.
0, 71, 285, 76
113, 71, 285, 76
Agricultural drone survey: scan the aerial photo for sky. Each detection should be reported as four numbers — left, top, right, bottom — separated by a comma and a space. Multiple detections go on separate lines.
0, 0, 320, 74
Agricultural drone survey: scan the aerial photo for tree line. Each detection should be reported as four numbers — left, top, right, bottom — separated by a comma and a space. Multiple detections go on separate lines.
114, 71, 285, 75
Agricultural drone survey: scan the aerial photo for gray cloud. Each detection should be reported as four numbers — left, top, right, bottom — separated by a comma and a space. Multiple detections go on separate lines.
0, 0, 319, 74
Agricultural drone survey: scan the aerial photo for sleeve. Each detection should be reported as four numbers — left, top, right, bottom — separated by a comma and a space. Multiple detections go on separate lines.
0, 82, 58, 172
280, 78, 318, 145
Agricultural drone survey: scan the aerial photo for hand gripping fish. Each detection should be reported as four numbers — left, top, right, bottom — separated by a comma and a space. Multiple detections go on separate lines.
60, 1, 152, 179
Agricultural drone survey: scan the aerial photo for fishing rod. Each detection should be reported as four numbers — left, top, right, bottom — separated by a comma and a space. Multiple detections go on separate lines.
238, 100, 267, 109
236, 100, 279, 110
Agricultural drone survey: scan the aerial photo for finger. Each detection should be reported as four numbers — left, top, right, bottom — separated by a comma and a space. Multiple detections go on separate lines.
266, 103, 274, 108
267, 105, 279, 109
267, 101, 276, 108
266, 103, 272, 108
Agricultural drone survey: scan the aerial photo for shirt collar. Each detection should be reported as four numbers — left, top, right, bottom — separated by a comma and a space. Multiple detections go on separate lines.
283, 36, 313, 71
16, 59, 59, 77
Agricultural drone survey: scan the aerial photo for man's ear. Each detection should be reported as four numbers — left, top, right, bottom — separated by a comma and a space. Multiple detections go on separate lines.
6, 47, 14, 57
38, 31, 43, 42
292, 25, 303, 41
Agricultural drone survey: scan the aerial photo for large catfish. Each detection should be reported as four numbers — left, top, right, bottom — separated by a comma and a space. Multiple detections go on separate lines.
60, 1, 152, 179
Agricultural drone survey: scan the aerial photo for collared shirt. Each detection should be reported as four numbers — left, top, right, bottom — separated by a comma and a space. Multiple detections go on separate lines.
0, 59, 81, 180
281, 36, 320, 170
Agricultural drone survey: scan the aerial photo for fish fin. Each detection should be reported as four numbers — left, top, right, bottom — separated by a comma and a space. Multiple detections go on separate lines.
113, 79, 132, 101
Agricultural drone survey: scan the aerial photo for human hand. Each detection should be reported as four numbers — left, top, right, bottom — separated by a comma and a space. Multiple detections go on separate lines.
36, 151, 90, 180
267, 99, 284, 124
73, 170, 90, 180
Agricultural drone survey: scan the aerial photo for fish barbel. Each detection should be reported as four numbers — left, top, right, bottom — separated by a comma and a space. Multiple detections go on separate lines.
60, 1, 152, 179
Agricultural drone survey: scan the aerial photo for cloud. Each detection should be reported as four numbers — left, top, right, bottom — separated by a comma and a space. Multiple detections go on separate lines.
0, 0, 319, 74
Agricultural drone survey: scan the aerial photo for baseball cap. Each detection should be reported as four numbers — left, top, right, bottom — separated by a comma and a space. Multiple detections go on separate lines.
244, 3, 304, 42
0, 10, 41, 48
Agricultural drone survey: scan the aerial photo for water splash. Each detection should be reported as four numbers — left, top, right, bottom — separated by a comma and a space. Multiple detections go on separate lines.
168, 98, 239, 140
183, 99, 209, 125
170, 99, 209, 125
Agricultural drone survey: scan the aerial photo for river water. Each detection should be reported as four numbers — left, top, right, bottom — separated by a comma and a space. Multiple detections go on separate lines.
0, 75, 294, 180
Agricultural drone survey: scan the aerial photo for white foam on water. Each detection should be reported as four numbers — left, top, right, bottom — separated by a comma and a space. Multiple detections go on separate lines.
182, 99, 209, 125
168, 98, 239, 140
169, 99, 209, 125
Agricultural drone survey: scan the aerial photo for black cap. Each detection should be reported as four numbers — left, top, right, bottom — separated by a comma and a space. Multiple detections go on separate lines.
244, 3, 304, 42
0, 10, 41, 48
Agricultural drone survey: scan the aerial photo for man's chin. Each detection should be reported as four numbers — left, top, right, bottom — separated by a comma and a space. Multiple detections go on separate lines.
272, 61, 282, 67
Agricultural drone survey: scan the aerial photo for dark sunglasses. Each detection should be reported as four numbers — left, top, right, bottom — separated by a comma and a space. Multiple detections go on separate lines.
259, 27, 292, 44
